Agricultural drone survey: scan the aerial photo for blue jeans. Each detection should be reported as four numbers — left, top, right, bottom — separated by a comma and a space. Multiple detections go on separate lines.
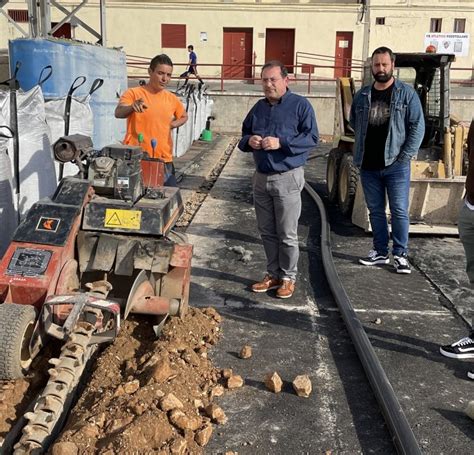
360, 159, 411, 256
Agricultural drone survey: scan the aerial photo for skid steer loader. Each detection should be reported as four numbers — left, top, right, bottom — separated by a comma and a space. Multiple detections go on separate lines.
327, 53, 470, 234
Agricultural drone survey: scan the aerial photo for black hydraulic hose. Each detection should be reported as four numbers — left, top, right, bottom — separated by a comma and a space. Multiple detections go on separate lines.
304, 182, 422, 455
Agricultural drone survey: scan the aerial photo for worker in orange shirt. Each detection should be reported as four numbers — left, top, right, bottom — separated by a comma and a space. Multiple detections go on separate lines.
115, 54, 188, 185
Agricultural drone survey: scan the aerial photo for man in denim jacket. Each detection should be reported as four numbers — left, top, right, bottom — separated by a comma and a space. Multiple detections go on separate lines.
350, 46, 425, 274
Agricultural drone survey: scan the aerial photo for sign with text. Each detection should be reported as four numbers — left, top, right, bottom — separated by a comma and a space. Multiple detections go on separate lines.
424, 33, 470, 57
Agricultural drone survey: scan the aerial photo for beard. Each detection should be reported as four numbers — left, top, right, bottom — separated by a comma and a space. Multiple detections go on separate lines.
373, 70, 393, 83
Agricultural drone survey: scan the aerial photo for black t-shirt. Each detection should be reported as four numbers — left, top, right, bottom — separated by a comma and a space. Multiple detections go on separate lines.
362, 83, 394, 171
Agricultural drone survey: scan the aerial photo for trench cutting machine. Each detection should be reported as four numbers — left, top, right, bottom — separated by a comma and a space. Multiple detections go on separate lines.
0, 134, 193, 452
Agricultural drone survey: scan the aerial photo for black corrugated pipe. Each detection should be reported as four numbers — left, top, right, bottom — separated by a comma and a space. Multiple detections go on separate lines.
305, 182, 422, 455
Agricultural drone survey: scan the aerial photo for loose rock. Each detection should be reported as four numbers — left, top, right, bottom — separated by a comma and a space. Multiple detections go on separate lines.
51, 442, 78, 455
169, 409, 202, 431
170, 437, 187, 454
204, 404, 228, 424
160, 393, 184, 411
106, 416, 134, 433
264, 372, 283, 393
292, 374, 312, 397
222, 368, 233, 378
123, 379, 140, 395
227, 375, 244, 389
152, 357, 174, 383
203, 307, 222, 323
239, 345, 252, 359
210, 384, 225, 398
195, 423, 213, 446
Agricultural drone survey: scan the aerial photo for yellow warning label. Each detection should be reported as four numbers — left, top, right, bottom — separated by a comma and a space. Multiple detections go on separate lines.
104, 209, 142, 230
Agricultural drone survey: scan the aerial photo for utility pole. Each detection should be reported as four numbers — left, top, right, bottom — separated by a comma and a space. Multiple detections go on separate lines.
361, 0, 371, 63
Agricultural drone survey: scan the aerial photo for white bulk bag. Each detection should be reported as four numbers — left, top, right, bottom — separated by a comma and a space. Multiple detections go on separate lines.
0, 85, 57, 216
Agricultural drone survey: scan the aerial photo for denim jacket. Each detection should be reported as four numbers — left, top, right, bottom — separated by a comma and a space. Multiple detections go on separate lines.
349, 78, 425, 168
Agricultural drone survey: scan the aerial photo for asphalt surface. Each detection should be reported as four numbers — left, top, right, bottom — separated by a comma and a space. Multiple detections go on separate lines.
175, 137, 473, 454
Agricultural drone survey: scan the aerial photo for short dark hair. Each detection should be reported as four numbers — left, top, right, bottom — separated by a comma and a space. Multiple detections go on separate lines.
150, 54, 173, 71
261, 60, 288, 78
188, 45, 194, 50
371, 46, 395, 63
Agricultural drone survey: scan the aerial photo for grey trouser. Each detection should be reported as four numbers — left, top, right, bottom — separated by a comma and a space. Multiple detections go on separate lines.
253, 167, 305, 281
458, 201, 474, 328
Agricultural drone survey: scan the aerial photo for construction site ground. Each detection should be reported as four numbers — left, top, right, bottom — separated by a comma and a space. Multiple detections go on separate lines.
0, 134, 473, 454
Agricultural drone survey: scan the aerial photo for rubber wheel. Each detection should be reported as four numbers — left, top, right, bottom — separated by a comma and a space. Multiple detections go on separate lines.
337, 153, 359, 217
326, 148, 344, 203
0, 303, 37, 379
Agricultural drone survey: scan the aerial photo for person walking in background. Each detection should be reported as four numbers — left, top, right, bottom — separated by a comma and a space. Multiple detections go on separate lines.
115, 54, 188, 185
180, 45, 204, 87
238, 60, 319, 299
440, 119, 474, 380
350, 46, 425, 274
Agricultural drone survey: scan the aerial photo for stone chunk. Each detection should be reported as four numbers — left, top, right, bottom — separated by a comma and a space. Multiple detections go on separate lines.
195, 423, 213, 446
169, 409, 202, 431
221, 368, 233, 378
203, 307, 222, 323
152, 357, 174, 383
264, 372, 283, 393
106, 416, 133, 433
170, 437, 187, 454
204, 404, 228, 424
51, 442, 78, 455
160, 393, 184, 411
227, 375, 244, 389
123, 379, 140, 395
182, 349, 201, 366
210, 384, 225, 398
239, 345, 252, 359
292, 374, 312, 397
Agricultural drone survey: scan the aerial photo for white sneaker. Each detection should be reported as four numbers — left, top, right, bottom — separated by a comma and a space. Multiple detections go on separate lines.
393, 254, 411, 274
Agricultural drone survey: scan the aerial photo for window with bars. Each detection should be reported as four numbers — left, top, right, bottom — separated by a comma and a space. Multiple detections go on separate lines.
454, 18, 466, 33
161, 24, 186, 48
375, 17, 385, 25
8, 9, 29, 23
430, 18, 442, 33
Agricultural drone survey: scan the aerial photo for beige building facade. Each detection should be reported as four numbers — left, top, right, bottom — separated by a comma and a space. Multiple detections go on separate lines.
0, 0, 473, 80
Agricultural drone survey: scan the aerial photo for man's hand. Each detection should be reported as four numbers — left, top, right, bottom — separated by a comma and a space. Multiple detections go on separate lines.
262, 136, 280, 150
132, 98, 148, 113
249, 135, 263, 149
115, 99, 147, 118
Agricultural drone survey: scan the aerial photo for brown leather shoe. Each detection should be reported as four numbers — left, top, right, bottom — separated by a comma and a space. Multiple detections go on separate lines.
252, 274, 281, 293
276, 279, 295, 299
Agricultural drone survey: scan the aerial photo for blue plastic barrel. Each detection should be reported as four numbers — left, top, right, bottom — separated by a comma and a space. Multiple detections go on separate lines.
8, 38, 127, 148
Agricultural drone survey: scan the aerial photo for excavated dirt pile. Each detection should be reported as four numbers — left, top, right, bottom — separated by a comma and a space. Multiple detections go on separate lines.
54, 307, 224, 454
0, 306, 226, 454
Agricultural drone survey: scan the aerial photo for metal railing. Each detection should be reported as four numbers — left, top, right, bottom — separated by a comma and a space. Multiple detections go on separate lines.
126, 54, 473, 93
126, 54, 363, 94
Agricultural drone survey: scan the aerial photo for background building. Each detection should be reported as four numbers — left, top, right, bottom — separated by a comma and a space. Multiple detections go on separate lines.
1, 0, 472, 80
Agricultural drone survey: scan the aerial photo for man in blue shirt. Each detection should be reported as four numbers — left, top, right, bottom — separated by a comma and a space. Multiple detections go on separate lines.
180, 45, 204, 87
239, 61, 319, 299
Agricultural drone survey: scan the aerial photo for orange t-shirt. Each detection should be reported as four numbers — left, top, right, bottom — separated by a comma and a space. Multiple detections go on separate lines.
120, 86, 185, 162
